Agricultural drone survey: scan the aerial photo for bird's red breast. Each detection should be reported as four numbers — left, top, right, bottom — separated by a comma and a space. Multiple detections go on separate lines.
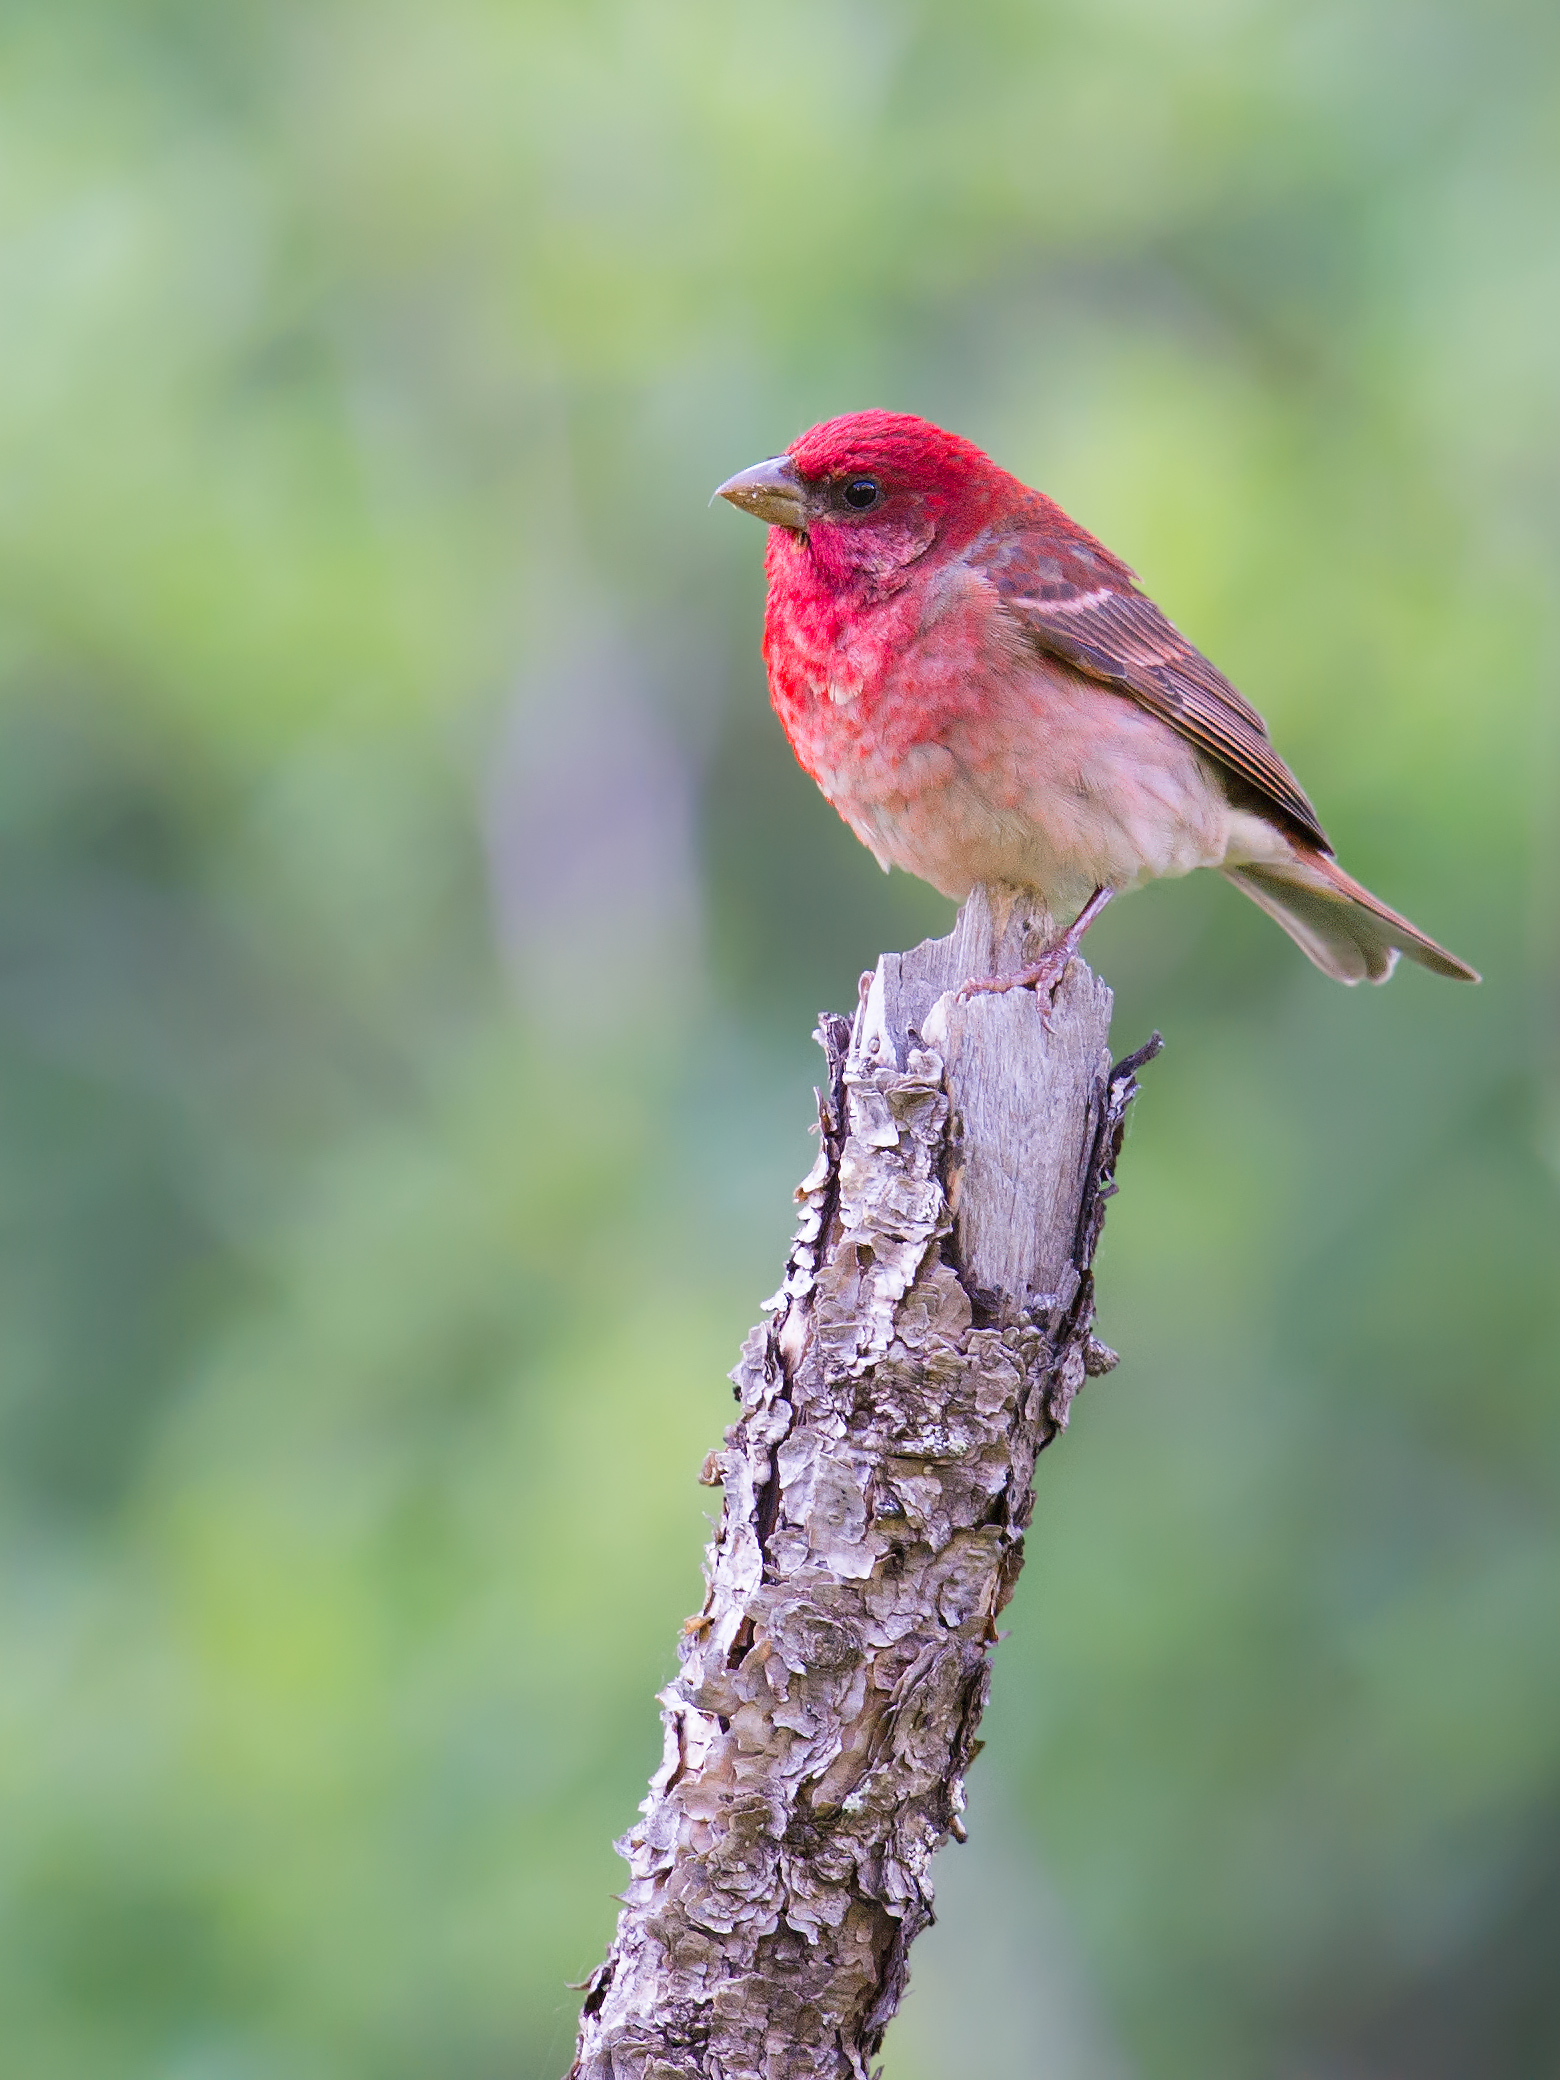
760, 414, 1099, 796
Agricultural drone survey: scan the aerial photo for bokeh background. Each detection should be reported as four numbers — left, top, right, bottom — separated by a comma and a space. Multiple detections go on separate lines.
1, 2, 1556, 2075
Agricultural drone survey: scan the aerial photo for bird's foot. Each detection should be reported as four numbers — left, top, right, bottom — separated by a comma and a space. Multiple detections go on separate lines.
954, 886, 1115, 1030
957, 944, 1076, 1029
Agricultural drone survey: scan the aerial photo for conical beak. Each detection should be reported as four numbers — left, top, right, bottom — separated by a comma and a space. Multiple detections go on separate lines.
712, 454, 808, 530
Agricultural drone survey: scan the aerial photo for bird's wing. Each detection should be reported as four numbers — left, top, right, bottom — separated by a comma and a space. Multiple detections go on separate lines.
985, 525, 1331, 851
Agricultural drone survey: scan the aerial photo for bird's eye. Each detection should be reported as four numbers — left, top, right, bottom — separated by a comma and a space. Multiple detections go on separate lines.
841, 476, 881, 511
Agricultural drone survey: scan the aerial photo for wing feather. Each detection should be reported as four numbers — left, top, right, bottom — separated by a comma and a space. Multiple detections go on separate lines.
984, 525, 1331, 852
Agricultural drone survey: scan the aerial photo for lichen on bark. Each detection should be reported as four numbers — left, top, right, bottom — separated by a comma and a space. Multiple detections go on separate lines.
568, 886, 1157, 2080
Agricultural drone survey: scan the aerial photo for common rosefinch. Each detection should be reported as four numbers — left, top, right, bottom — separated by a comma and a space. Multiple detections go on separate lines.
715, 411, 1477, 993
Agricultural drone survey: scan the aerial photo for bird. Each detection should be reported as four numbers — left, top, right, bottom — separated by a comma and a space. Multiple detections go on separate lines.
713, 410, 1477, 1001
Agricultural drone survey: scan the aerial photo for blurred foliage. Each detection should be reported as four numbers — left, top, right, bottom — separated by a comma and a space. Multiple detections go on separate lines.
0, 2, 1556, 2076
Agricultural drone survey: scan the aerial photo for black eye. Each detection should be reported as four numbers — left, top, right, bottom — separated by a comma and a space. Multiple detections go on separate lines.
841, 476, 881, 511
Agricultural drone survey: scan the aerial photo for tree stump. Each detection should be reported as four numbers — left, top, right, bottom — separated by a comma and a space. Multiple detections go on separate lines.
569, 884, 1157, 2080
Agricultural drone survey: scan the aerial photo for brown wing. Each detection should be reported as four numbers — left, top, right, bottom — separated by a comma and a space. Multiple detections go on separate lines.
984, 524, 1331, 852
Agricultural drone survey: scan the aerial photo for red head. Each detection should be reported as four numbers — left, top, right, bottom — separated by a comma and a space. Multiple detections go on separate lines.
715, 411, 1030, 599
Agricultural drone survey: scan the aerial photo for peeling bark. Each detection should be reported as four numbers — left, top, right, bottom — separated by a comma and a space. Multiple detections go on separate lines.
568, 885, 1158, 2080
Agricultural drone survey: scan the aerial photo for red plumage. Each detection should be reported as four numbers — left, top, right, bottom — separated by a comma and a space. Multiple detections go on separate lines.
715, 412, 1476, 987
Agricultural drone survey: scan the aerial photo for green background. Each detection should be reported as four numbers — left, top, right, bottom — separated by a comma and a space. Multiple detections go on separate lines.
1, 3, 1556, 2075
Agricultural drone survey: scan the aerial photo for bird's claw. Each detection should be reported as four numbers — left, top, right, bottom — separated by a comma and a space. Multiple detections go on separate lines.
956, 949, 1075, 1026
953, 887, 1111, 1024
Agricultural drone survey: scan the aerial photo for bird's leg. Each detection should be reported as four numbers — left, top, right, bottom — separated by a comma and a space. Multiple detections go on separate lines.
957, 886, 1115, 1023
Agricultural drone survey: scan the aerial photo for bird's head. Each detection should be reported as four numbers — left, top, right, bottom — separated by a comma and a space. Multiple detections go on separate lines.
714, 412, 1014, 596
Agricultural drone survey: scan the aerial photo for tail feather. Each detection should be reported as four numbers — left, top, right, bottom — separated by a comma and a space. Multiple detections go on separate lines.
1223, 847, 1479, 986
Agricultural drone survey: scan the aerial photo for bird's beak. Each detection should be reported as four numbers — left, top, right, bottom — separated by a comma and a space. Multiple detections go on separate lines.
711, 454, 809, 530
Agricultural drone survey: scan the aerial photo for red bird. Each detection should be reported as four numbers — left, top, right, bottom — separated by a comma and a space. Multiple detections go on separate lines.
715, 411, 1477, 994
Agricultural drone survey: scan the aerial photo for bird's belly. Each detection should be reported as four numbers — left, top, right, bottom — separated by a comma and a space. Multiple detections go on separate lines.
820, 667, 1237, 912
835, 756, 1074, 906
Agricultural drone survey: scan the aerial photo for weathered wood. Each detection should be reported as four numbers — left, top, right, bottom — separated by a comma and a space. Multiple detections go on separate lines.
568, 884, 1156, 2080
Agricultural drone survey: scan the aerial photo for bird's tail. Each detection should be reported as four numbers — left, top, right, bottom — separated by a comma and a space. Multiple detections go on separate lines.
1223, 846, 1479, 985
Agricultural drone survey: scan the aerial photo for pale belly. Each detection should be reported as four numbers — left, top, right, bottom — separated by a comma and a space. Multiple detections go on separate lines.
813, 663, 1289, 913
